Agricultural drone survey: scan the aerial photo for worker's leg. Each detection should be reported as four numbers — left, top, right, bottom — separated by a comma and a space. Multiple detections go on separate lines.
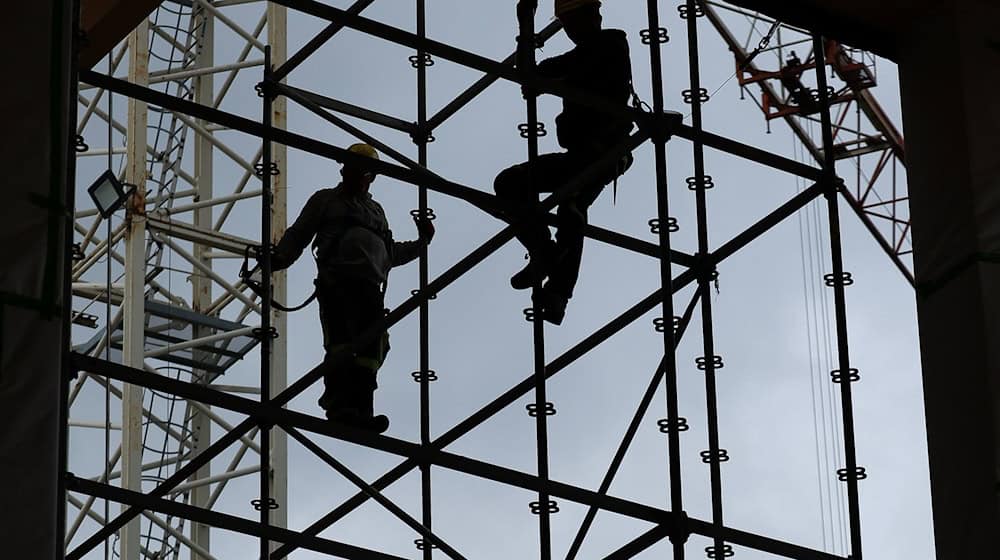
346, 278, 389, 420
494, 153, 577, 287
494, 160, 555, 255
316, 277, 352, 414
543, 152, 628, 323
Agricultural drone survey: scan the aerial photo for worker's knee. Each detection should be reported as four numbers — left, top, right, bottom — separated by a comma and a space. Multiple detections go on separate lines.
493, 165, 523, 199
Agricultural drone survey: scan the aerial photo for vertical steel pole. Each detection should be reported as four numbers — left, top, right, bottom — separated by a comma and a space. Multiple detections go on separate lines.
685, 2, 728, 558
258, 44, 274, 560
266, 3, 289, 551
190, 7, 214, 557
517, 3, 551, 559
121, 18, 149, 560
813, 34, 863, 560
645, 1, 685, 557
415, 1, 434, 558
60, 2, 82, 556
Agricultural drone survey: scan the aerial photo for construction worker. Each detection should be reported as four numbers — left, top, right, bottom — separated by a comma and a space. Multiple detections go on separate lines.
494, 0, 634, 325
269, 143, 434, 432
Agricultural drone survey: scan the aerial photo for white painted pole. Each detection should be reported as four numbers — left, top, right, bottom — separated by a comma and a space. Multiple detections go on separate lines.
121, 18, 149, 560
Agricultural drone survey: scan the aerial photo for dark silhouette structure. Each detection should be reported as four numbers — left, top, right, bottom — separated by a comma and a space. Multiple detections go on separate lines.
4, 0, 991, 558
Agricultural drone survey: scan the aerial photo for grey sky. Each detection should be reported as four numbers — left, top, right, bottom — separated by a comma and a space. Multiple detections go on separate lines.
69, 1, 933, 558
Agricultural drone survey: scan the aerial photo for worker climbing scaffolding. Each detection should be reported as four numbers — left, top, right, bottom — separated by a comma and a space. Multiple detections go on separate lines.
261, 143, 435, 432
495, 0, 637, 325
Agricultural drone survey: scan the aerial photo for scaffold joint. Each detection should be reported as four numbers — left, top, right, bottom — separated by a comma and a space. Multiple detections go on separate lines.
408, 52, 434, 68
823, 272, 854, 287
410, 208, 437, 221
696, 355, 724, 371
410, 288, 438, 300
648, 217, 680, 235
526, 402, 556, 417
411, 369, 438, 383
686, 175, 715, 191
414, 538, 438, 550
657, 417, 690, 433
253, 162, 280, 178
677, 3, 706, 19
640, 27, 670, 45
682, 88, 710, 104
251, 327, 279, 340
830, 368, 861, 384
836, 466, 868, 481
253, 80, 275, 99
74, 134, 89, 153
700, 449, 730, 464
251, 497, 279, 511
705, 544, 735, 558
518, 122, 547, 139
529, 500, 559, 514
693, 252, 720, 285
410, 126, 436, 145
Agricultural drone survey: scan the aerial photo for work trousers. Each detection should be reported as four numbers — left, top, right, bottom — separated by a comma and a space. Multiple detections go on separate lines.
493, 150, 625, 298
315, 274, 388, 414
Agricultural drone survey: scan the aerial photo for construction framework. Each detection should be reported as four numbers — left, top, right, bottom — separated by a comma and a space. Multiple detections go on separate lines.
61, 0, 898, 558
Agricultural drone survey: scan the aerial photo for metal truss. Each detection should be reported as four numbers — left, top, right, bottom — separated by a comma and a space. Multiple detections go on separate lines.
701, 1, 912, 284
63, 1, 881, 558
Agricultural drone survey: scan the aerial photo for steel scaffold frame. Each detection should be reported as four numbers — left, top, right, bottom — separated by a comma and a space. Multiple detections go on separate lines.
62, 1, 879, 558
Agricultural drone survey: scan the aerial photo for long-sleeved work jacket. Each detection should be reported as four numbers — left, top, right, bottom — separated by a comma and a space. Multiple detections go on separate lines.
538, 28, 634, 153
272, 184, 423, 285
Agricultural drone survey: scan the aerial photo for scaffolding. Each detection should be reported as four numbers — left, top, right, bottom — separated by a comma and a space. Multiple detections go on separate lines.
62, 1, 905, 558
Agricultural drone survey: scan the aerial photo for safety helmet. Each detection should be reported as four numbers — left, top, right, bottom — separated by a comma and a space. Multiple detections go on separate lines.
347, 142, 379, 161
554, 0, 601, 18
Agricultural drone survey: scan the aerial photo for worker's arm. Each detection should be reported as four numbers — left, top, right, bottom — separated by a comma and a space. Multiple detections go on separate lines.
390, 216, 435, 267
537, 50, 577, 79
272, 190, 326, 271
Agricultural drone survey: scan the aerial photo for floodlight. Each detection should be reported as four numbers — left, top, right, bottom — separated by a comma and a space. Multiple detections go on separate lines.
86, 169, 130, 219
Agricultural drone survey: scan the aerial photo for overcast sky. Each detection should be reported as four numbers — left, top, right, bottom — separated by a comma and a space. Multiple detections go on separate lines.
69, 1, 933, 559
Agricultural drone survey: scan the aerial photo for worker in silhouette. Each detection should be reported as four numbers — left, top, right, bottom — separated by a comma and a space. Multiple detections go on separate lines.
494, 0, 634, 325
270, 143, 434, 432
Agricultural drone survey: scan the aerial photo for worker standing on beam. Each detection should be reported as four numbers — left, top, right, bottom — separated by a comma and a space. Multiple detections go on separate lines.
269, 144, 435, 432
494, 0, 635, 325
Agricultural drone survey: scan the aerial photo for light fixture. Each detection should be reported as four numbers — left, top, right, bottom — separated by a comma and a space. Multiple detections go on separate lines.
86, 169, 130, 219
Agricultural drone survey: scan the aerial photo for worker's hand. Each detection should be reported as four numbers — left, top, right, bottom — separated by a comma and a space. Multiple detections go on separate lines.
415, 215, 435, 244
516, 0, 536, 22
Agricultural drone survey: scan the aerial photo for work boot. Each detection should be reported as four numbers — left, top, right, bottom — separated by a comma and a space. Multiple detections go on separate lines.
537, 286, 569, 326
325, 405, 390, 434
510, 243, 559, 290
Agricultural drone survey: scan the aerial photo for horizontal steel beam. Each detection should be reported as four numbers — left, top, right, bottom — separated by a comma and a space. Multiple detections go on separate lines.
69, 350, 842, 560
66, 475, 409, 560
147, 214, 257, 255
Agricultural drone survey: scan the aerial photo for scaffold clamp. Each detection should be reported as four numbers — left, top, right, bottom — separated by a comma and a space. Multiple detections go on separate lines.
677, 3, 706, 19
700, 449, 730, 464
658, 417, 690, 433
837, 466, 868, 481
526, 402, 556, 417
251, 497, 279, 511
640, 27, 670, 45
830, 368, 861, 384
414, 538, 438, 550
529, 500, 559, 514
705, 544, 735, 558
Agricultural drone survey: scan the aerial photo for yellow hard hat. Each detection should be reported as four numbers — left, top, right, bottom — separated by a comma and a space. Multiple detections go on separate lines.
554, 0, 601, 17
346, 143, 379, 161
